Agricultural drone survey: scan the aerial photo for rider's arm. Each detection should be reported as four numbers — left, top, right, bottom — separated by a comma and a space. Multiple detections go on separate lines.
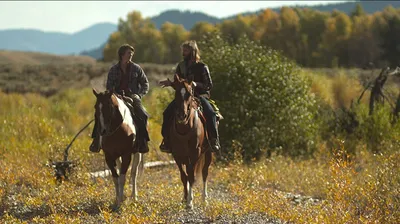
137, 65, 149, 98
194, 65, 213, 91
168, 63, 183, 89
175, 63, 182, 77
106, 65, 117, 91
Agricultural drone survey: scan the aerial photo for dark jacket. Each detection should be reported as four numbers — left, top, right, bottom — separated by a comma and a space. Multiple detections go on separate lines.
106, 61, 149, 98
176, 60, 213, 98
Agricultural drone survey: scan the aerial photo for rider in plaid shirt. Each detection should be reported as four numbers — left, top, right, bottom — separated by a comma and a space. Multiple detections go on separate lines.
90, 44, 150, 153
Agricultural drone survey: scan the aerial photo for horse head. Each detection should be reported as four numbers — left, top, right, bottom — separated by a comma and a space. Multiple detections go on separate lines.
92, 89, 123, 136
172, 74, 196, 124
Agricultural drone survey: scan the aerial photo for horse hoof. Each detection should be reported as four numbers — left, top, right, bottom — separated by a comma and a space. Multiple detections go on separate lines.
110, 204, 121, 212
131, 196, 138, 202
186, 204, 193, 210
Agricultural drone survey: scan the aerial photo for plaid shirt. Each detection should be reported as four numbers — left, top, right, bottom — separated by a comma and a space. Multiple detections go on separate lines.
176, 60, 213, 98
106, 61, 149, 98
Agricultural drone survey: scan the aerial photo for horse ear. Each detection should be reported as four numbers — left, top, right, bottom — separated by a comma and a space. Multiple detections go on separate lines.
92, 88, 99, 97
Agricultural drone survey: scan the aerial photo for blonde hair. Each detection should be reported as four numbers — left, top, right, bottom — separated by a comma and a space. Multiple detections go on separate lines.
181, 40, 201, 62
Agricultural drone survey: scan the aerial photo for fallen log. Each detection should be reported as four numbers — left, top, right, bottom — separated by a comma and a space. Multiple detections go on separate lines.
88, 160, 175, 179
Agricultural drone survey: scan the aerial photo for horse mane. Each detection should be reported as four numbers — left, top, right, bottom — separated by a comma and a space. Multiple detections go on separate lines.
94, 89, 135, 137
112, 94, 136, 137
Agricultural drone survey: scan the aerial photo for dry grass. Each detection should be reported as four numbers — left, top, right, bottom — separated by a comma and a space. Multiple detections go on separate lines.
1, 84, 399, 223
0, 50, 97, 65
1, 56, 399, 222
303, 67, 400, 110
0, 51, 175, 97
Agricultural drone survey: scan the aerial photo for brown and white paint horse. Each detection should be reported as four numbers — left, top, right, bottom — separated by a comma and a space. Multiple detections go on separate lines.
92, 89, 143, 208
168, 74, 213, 209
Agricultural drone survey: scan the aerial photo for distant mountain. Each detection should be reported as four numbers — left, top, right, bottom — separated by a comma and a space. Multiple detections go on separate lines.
1, 1, 400, 59
151, 9, 221, 30
0, 22, 117, 56
80, 42, 107, 59
62, 23, 117, 54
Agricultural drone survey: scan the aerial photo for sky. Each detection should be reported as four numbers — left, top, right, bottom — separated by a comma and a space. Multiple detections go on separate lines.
0, 1, 348, 34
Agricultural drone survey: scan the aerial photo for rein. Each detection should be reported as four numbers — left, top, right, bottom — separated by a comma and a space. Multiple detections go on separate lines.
174, 95, 200, 137
177, 97, 198, 125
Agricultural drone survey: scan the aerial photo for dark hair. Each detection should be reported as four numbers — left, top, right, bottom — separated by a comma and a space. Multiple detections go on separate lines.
118, 44, 135, 61
181, 40, 200, 62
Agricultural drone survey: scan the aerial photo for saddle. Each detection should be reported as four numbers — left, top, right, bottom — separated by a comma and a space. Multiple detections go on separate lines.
120, 96, 136, 115
195, 95, 224, 122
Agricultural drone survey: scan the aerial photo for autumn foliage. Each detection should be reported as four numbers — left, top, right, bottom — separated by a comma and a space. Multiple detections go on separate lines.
104, 5, 400, 68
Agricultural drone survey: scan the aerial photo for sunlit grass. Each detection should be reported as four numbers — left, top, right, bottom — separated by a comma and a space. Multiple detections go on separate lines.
1, 71, 399, 223
1, 137, 399, 223
303, 68, 371, 109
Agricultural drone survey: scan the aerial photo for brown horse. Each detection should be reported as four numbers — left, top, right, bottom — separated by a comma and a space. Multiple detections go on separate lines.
169, 74, 213, 209
92, 89, 143, 208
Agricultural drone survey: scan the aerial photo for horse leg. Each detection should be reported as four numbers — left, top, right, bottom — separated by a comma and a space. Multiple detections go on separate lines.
130, 152, 142, 202
202, 151, 212, 203
105, 155, 120, 207
116, 157, 122, 174
117, 154, 132, 206
186, 163, 195, 210
176, 162, 188, 203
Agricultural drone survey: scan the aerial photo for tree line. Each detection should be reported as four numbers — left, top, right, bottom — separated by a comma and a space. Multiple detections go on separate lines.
103, 4, 400, 68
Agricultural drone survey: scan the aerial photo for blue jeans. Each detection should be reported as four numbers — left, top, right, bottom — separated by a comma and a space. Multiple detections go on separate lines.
199, 96, 218, 139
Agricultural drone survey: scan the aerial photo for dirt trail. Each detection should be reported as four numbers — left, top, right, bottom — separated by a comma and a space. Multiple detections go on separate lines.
128, 165, 288, 224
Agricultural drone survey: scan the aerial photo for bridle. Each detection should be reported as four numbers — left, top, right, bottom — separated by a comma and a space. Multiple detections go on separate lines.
176, 84, 198, 125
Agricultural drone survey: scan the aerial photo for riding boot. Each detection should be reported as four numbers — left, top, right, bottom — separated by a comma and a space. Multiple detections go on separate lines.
89, 120, 101, 153
138, 121, 149, 153
205, 115, 220, 153
160, 100, 176, 153
160, 119, 172, 153
208, 122, 221, 153
159, 137, 171, 153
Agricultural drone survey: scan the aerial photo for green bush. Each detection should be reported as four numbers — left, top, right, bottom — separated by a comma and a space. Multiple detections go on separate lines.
351, 103, 400, 153
143, 87, 174, 125
199, 33, 319, 160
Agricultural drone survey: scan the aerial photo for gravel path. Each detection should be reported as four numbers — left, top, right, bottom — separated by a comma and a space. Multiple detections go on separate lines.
135, 165, 290, 224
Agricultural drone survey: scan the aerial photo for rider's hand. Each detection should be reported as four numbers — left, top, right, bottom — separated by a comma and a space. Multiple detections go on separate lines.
159, 78, 172, 88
